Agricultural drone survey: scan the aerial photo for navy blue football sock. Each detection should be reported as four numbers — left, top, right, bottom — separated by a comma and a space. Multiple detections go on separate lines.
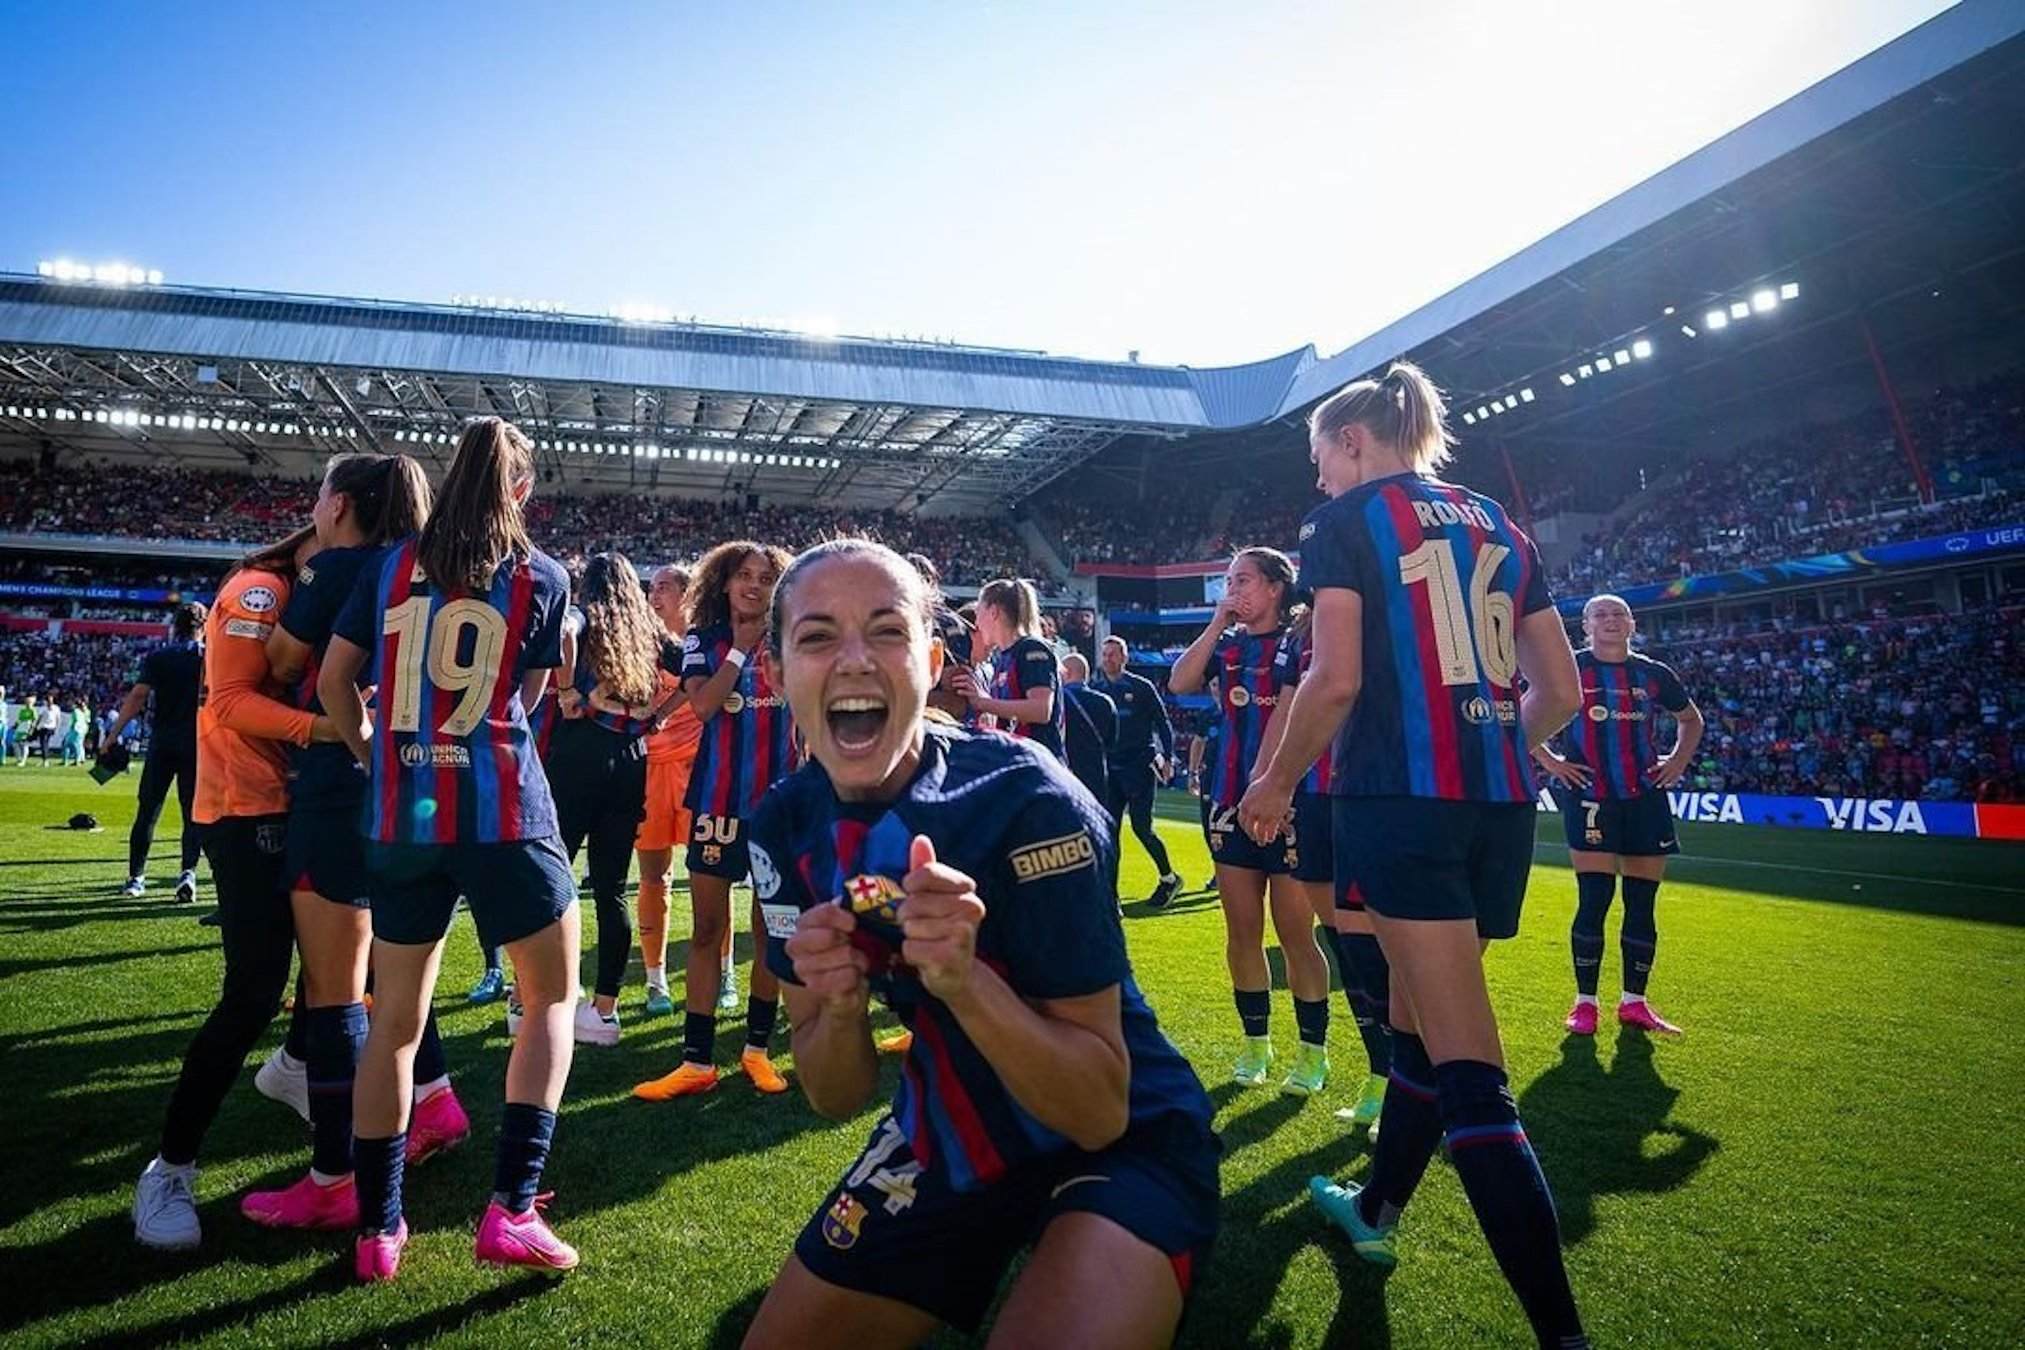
745, 996, 779, 1053
1332, 929, 1394, 1077
493, 1103, 557, 1214
306, 1002, 367, 1177
354, 1133, 406, 1235
1355, 1031, 1442, 1229
1234, 988, 1271, 1038
1619, 876, 1659, 997
413, 1007, 448, 1086
283, 974, 309, 1061
682, 1010, 715, 1067
1436, 1059, 1585, 1348
1571, 872, 1615, 997
1293, 996, 1329, 1048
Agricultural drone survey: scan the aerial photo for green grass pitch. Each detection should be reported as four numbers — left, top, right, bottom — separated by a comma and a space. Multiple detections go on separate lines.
1, 765, 2021, 1348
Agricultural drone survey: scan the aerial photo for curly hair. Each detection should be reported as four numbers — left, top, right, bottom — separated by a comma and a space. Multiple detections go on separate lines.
578, 552, 662, 707
687, 539, 792, 636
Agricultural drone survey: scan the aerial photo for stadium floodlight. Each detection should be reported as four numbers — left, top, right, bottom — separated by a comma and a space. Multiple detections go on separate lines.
1577, 364, 1593, 378
1613, 349, 1631, 366
1595, 355, 1612, 372
1461, 412, 1476, 425
1751, 289, 1777, 313
1779, 281, 1799, 300
1662, 305, 1675, 316
36, 262, 52, 277
1632, 339, 1653, 360
1680, 324, 1698, 338
1519, 387, 1536, 403
1559, 372, 1576, 387
1705, 309, 1728, 330
1475, 405, 1490, 420
1729, 301, 1750, 320
147, 270, 162, 285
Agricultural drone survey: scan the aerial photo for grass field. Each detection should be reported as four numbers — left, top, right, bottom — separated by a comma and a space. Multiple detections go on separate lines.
2, 764, 2022, 1348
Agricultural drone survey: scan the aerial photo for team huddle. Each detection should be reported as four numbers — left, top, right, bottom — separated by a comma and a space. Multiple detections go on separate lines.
120, 362, 1702, 1349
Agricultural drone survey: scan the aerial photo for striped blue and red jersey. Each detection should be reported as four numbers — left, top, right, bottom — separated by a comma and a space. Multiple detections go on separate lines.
278, 544, 377, 811
1298, 473, 1553, 803
989, 635, 1066, 761
1204, 626, 1288, 808
753, 724, 1212, 1192
1564, 649, 1691, 799
1271, 626, 1332, 794
333, 539, 571, 844
681, 621, 797, 820
573, 634, 684, 741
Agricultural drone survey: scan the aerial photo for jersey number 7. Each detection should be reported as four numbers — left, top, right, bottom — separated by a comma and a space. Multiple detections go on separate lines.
382, 598, 510, 737
1397, 540, 1517, 688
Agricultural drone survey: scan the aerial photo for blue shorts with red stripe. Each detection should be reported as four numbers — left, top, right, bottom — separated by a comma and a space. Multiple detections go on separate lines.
1553, 787, 1680, 857
1332, 796, 1535, 940
793, 1109, 1219, 1332
1200, 793, 1292, 875
1288, 792, 1334, 884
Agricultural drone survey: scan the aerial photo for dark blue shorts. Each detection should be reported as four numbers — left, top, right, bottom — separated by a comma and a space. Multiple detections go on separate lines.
1553, 788, 1679, 857
366, 835, 577, 949
1332, 796, 1535, 939
286, 805, 370, 907
684, 811, 751, 881
1288, 792, 1334, 884
794, 1111, 1219, 1332
1201, 794, 1291, 876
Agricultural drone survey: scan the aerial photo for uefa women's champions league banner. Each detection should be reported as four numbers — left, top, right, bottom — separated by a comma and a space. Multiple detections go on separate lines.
1552, 521, 2025, 614
1532, 787, 2018, 838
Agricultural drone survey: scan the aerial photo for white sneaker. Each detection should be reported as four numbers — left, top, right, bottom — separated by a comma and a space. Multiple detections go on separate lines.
505, 997, 524, 1037
254, 1047, 309, 1123
133, 1158, 201, 1250
120, 876, 146, 899
717, 962, 740, 1014
174, 870, 198, 904
573, 1000, 620, 1047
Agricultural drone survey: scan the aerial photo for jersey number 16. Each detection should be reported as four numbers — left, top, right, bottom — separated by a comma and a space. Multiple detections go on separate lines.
382, 598, 509, 737
1397, 540, 1518, 688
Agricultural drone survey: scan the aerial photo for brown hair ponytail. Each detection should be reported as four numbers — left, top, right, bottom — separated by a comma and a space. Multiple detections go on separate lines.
417, 418, 535, 592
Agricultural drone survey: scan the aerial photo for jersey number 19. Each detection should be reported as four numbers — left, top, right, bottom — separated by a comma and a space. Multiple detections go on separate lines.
1397, 540, 1517, 687
382, 598, 509, 737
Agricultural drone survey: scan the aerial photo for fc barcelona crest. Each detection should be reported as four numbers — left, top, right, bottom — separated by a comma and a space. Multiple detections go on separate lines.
822, 1193, 867, 1250
842, 873, 905, 924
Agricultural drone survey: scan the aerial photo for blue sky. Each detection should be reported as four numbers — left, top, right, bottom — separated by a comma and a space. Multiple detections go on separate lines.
0, 0, 1954, 366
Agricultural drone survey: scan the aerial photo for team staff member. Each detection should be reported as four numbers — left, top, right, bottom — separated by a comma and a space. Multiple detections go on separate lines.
742, 539, 1218, 1348
1260, 610, 1391, 1132
959, 579, 1065, 760
240, 453, 472, 1234
633, 540, 797, 1101
1168, 549, 1332, 1095
1240, 362, 1588, 1347
1534, 594, 1703, 1038
634, 563, 705, 1017
321, 417, 583, 1281
132, 537, 341, 1250
549, 551, 669, 1046
1091, 637, 1184, 907
1058, 651, 1116, 807
104, 602, 207, 902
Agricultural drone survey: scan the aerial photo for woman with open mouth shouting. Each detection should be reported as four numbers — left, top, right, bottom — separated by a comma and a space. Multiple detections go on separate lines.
738, 538, 1217, 1350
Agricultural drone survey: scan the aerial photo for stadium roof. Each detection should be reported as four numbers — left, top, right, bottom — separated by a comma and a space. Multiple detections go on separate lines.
4, 0, 2021, 515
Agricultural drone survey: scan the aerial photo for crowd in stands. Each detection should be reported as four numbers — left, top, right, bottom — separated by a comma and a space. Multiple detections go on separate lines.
0, 461, 1040, 591
1048, 496, 1223, 566
1640, 603, 2024, 802
0, 627, 146, 723
1553, 373, 2024, 595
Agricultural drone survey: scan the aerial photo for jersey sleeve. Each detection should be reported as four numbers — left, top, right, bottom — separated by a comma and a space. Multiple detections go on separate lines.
331, 557, 382, 655
518, 565, 570, 675
990, 784, 1128, 1001
1651, 659, 1691, 713
1514, 530, 1553, 617
1274, 630, 1306, 686
750, 791, 811, 986
1297, 502, 1368, 595
680, 627, 720, 682
1147, 677, 1175, 756
1017, 639, 1060, 702
206, 574, 316, 746
280, 557, 351, 647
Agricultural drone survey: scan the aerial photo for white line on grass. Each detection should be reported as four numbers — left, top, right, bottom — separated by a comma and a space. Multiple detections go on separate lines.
1532, 842, 2025, 895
